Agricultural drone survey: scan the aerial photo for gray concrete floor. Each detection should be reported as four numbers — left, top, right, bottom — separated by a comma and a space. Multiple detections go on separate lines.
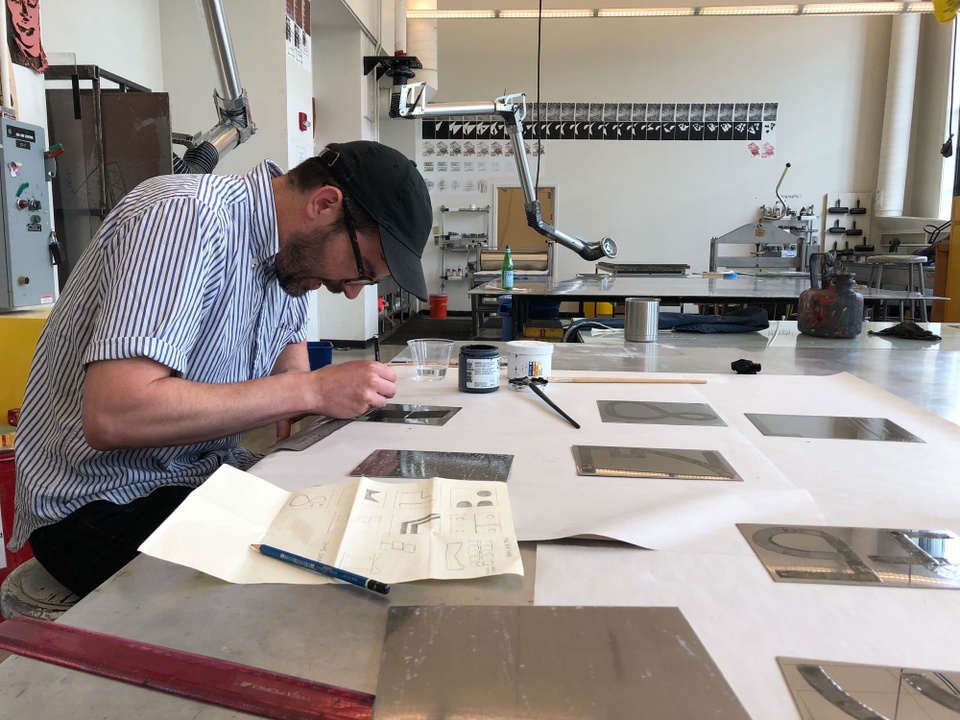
239, 344, 404, 455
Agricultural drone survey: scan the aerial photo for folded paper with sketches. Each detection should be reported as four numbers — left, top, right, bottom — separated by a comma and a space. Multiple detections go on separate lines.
140, 465, 523, 585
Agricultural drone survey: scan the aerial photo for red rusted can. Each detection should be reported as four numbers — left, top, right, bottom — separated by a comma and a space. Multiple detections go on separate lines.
798, 254, 863, 338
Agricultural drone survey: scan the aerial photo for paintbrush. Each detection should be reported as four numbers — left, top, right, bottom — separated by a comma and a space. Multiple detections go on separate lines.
544, 376, 706, 384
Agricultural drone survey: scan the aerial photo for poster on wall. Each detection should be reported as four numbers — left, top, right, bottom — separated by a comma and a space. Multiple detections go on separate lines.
415, 100, 780, 192
6, 0, 48, 73
418, 135, 544, 194
285, 0, 311, 68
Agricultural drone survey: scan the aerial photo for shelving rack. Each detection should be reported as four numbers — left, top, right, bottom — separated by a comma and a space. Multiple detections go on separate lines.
437, 204, 490, 289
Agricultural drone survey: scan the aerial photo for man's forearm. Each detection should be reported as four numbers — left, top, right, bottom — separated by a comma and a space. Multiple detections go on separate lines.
82, 355, 397, 451
83, 367, 313, 450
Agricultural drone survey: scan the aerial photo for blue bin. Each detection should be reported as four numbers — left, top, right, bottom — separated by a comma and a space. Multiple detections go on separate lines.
497, 295, 513, 341
307, 341, 334, 370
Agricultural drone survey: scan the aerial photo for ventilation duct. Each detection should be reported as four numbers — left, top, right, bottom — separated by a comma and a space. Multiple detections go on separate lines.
406, 0, 439, 102
876, 14, 921, 216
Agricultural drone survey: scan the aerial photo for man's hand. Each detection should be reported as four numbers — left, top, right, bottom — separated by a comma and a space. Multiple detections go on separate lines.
307, 360, 398, 418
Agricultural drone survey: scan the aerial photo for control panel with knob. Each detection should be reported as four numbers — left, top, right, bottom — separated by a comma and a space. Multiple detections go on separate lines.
1, 118, 55, 309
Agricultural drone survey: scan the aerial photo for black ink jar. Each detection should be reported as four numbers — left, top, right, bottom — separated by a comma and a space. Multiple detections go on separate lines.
458, 344, 500, 393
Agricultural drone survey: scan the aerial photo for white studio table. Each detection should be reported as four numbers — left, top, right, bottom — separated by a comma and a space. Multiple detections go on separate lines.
1, 332, 959, 719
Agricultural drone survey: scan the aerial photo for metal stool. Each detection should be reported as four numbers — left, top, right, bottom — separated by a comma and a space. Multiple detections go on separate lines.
0, 558, 79, 621
864, 255, 928, 322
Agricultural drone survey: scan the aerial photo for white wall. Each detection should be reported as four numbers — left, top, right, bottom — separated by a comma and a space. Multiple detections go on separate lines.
40, 0, 163, 90
340, 0, 385, 48
313, 22, 368, 147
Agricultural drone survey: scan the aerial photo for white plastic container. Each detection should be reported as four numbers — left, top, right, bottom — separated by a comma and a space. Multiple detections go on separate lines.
505, 340, 554, 380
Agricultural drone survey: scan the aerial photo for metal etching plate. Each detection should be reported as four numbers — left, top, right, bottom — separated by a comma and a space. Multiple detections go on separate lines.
738, 524, 960, 589
779, 657, 960, 719
597, 400, 727, 426
745, 413, 923, 442
349, 449, 513, 482
573, 445, 742, 481
374, 606, 752, 720
359, 403, 461, 425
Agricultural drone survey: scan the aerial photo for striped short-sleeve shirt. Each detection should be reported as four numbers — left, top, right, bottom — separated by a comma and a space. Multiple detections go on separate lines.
9, 161, 308, 550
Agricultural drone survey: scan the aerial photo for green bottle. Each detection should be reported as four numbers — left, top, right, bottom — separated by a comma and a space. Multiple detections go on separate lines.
501, 245, 514, 290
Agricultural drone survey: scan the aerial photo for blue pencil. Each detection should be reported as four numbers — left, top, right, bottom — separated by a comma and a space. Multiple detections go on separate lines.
251, 544, 390, 595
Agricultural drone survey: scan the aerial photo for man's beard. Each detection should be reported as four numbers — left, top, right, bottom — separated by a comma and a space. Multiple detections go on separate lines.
274, 225, 339, 297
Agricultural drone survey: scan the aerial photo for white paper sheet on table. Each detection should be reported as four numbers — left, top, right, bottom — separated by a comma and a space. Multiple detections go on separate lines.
140, 465, 523, 585
518, 484, 826, 553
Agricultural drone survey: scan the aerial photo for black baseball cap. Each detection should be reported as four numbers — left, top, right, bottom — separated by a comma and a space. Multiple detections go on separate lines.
317, 141, 432, 301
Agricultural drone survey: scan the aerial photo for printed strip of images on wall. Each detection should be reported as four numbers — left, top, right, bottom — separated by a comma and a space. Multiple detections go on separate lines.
420, 101, 779, 160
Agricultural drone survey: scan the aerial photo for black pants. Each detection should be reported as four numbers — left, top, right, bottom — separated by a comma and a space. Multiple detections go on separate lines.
29, 485, 193, 597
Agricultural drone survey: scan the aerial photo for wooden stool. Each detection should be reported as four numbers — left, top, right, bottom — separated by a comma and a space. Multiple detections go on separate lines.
864, 255, 928, 322
0, 558, 79, 621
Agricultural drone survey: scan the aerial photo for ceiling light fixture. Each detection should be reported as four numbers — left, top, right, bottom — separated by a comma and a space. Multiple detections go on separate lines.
406, 10, 497, 19
598, 7, 696, 16
801, 2, 904, 12
499, 9, 597, 17
700, 4, 799, 14
407, 4, 932, 19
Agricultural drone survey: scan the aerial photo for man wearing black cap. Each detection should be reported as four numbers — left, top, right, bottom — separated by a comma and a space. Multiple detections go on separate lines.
10, 140, 433, 596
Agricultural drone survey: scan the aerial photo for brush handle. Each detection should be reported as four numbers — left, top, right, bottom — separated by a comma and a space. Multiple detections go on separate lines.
544, 376, 706, 384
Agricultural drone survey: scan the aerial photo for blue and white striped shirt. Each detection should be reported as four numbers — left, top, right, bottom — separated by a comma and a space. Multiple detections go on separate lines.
10, 161, 308, 550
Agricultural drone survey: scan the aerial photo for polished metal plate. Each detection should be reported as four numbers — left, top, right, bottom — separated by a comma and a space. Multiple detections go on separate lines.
358, 403, 461, 426
745, 413, 923, 442
779, 657, 960, 719
598, 400, 726, 426
374, 606, 752, 720
349, 449, 513, 482
738, 524, 960, 589
573, 445, 742, 481
267, 416, 355, 452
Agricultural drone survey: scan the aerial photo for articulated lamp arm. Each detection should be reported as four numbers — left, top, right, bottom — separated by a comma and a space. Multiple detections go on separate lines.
172, 0, 256, 174
366, 56, 617, 262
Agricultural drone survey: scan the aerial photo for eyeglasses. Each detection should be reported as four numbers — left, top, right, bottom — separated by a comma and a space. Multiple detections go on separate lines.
340, 206, 379, 287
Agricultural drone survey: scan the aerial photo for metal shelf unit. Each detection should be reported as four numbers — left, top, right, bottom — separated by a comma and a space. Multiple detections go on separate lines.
437, 205, 490, 288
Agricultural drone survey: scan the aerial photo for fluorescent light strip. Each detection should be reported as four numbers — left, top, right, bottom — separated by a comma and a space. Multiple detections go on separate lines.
499, 9, 597, 17
406, 10, 496, 19
802, 2, 904, 12
700, 4, 799, 14
408, 4, 933, 19
598, 7, 696, 15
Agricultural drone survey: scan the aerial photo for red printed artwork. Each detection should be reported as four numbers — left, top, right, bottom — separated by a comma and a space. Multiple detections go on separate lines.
6, 0, 47, 73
